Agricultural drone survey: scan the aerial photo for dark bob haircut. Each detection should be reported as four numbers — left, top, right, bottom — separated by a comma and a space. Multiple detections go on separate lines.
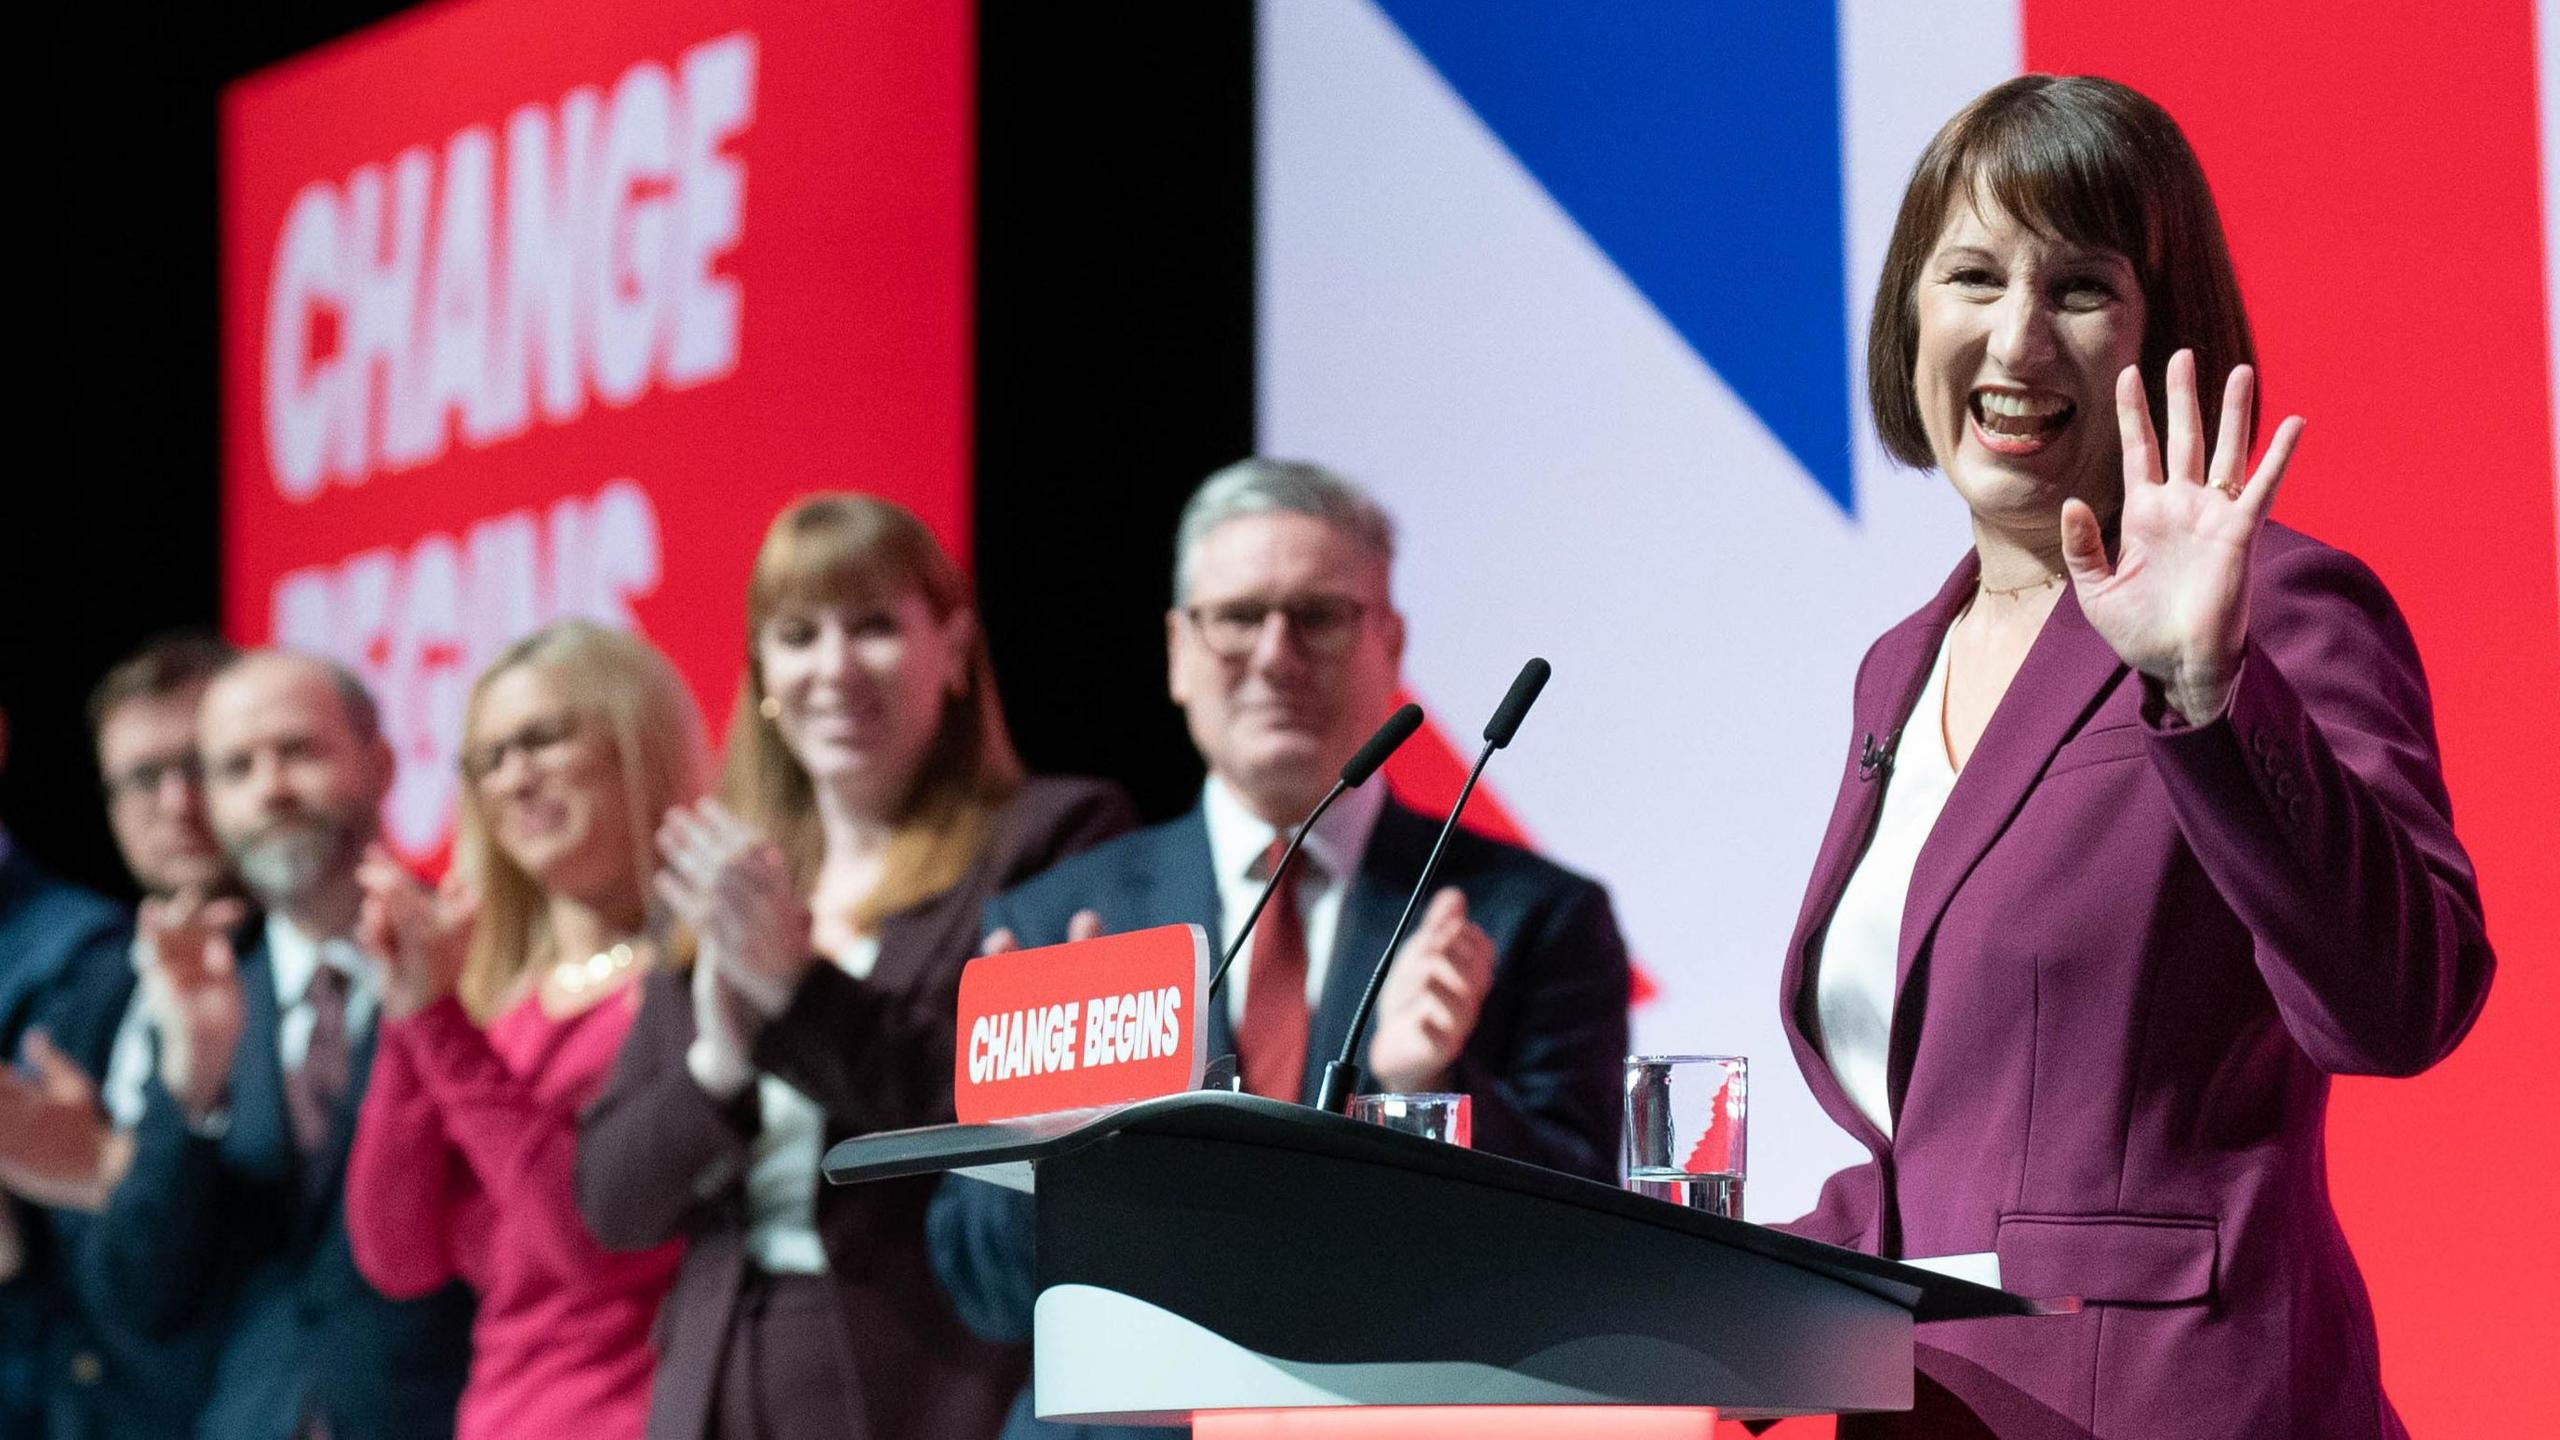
1867, 74, 2257, 472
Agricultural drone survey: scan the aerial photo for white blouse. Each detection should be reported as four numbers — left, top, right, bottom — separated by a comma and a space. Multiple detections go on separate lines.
743, 934, 882, 1275
1813, 627, 1960, 1139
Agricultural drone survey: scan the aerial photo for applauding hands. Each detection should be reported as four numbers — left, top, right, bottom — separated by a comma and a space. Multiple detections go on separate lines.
0, 1031, 132, 1211
2063, 349, 2307, 724
1366, 888, 1496, 1093
355, 846, 477, 1021
656, 799, 811, 1097
139, 889, 253, 1122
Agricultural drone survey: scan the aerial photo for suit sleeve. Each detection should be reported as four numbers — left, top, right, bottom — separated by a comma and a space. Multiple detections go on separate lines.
78, 1072, 236, 1337
20, 924, 136, 1078
2143, 542, 2495, 1077
393, 998, 680, 1288
345, 1018, 474, 1299
576, 971, 757, 1252
1451, 877, 1631, 1183
916, 884, 1059, 1343
926, 1174, 1042, 1344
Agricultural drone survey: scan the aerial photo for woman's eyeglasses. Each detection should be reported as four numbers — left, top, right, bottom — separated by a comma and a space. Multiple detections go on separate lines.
462, 712, 583, 783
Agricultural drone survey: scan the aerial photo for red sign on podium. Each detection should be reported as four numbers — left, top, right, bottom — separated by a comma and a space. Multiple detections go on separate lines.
953, 925, 1211, 1124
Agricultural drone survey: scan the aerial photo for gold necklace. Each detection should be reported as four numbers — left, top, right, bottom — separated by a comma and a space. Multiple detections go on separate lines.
554, 941, 641, 996
1979, 571, 2064, 599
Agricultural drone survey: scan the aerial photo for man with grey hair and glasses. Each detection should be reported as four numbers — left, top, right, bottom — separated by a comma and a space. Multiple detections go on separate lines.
930, 458, 1631, 1440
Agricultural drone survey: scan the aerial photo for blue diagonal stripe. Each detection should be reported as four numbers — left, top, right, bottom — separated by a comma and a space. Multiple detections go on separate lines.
1372, 2, 1856, 515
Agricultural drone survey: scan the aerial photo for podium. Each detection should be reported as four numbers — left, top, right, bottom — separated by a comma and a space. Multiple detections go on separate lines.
824, 1090, 2068, 1429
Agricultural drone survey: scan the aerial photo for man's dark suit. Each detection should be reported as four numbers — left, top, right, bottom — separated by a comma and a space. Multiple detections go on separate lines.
928, 798, 1631, 1440
81, 928, 472, 1440
26, 918, 222, 1440
0, 843, 127, 1439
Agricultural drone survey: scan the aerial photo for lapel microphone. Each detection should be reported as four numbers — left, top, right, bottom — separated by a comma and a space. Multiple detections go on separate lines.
1859, 729, 1901, 782
1317, 658, 1550, 1115
1203, 703, 1424, 1006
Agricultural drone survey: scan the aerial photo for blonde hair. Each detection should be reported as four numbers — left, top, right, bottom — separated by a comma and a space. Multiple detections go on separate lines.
455, 621, 710, 1019
723, 494, 1024, 931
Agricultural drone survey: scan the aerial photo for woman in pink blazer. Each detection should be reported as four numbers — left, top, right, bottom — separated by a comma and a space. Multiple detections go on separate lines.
1779, 76, 2495, 1437
346, 621, 707, 1439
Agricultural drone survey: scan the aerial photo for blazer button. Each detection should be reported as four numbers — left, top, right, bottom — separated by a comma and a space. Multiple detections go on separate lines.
70, 1350, 104, 1386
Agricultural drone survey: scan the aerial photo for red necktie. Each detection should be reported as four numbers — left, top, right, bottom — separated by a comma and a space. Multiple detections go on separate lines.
1238, 837, 1311, 1101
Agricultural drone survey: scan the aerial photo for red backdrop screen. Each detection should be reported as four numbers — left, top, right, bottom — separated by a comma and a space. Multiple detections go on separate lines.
220, 0, 972, 863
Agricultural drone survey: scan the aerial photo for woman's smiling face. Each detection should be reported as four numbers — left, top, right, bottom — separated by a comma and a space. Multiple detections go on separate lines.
1912, 195, 2147, 534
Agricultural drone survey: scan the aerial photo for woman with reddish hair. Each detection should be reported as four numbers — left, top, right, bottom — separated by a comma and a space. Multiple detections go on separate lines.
577, 495, 1132, 1440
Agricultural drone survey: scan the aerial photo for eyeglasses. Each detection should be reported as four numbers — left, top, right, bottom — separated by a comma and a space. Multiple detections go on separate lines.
462, 712, 583, 783
102, 754, 203, 807
1183, 596, 1373, 660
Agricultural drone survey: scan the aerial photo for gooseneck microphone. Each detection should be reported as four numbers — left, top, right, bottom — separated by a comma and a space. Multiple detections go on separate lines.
1203, 703, 1424, 1005
1316, 658, 1550, 1115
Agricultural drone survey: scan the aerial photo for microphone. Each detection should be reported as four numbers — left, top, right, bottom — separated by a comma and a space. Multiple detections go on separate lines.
1316, 659, 1549, 1115
1203, 703, 1424, 1005
1858, 729, 1900, 781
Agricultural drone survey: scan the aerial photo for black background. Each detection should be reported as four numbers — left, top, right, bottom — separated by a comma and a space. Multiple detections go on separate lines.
13, 2, 1253, 900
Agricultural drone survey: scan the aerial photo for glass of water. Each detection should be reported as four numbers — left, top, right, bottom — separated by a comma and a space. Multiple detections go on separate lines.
1623, 1055, 1746, 1219
1347, 1091, 1472, 1148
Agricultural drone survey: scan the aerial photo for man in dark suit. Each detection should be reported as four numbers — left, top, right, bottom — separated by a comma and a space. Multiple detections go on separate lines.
930, 459, 1631, 1439
81, 650, 470, 1440
1, 634, 236, 1439
0, 702, 131, 1440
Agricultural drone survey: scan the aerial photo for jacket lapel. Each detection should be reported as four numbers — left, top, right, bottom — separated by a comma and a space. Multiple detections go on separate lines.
1306, 801, 1430, 1102
1778, 557, 1977, 1149
225, 934, 294, 1185
1884, 580, 2126, 1113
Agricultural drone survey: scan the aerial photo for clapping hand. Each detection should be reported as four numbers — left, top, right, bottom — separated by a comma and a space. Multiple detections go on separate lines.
139, 889, 252, 1121
355, 846, 477, 1021
0, 1032, 129, 1211
977, 909, 1105, 958
2062, 349, 2306, 724
1366, 888, 1495, 1093
656, 800, 811, 1019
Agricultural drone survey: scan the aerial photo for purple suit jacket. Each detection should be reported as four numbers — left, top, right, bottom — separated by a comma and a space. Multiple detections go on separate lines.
576, 777, 1135, 1440
1777, 524, 2493, 1439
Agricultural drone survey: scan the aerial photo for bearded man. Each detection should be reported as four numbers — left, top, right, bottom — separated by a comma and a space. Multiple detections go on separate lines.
81, 650, 471, 1440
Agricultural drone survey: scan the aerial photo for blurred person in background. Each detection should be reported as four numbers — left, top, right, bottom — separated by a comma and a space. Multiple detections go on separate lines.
82, 650, 472, 1440
0, 632, 233, 1438
344, 620, 704, 1440
0, 697, 128, 1437
924, 458, 1632, 1440
578, 494, 1133, 1440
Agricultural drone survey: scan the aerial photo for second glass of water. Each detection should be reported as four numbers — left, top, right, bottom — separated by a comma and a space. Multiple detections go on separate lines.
1347, 1091, 1472, 1148
1623, 1054, 1746, 1219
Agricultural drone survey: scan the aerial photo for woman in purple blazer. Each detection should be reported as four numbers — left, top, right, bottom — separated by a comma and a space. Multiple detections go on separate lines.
1778, 76, 2495, 1438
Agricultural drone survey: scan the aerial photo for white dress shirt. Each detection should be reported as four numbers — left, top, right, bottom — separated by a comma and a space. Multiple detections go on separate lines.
101, 935, 156, 1127
1202, 774, 1387, 1030
744, 933, 881, 1275
1813, 627, 1960, 1140
262, 912, 378, 1073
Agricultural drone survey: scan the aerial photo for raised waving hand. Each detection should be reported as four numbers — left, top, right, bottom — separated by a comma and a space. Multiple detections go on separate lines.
2061, 348, 2307, 725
